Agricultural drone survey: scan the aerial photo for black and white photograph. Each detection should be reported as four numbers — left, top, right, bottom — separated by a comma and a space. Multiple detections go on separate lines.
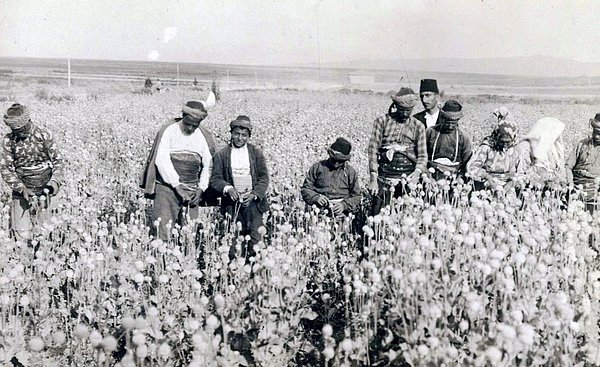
1, 0, 600, 366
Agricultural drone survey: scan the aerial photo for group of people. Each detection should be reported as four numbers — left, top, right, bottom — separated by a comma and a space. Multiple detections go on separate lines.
1, 78, 600, 247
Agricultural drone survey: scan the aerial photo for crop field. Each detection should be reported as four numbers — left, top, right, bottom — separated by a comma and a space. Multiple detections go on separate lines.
0, 82, 599, 366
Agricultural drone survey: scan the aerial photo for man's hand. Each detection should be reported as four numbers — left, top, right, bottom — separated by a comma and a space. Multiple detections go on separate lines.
240, 192, 257, 207
190, 188, 204, 206
316, 195, 329, 207
175, 184, 194, 203
407, 169, 422, 183
45, 180, 60, 196
226, 187, 241, 202
330, 201, 345, 216
368, 174, 379, 194
22, 187, 35, 202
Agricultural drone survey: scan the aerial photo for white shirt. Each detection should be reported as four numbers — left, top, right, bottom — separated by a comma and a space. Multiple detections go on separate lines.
425, 109, 440, 129
155, 123, 212, 190
227, 144, 253, 193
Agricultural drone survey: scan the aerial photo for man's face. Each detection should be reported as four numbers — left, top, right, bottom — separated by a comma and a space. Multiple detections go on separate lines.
10, 121, 31, 138
420, 92, 439, 111
394, 106, 412, 121
180, 115, 201, 135
441, 118, 458, 132
231, 126, 250, 148
592, 128, 600, 143
328, 157, 346, 169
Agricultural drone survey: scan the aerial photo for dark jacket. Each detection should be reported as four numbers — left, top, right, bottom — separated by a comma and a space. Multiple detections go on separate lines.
210, 143, 270, 214
413, 110, 443, 129
301, 159, 361, 213
139, 119, 219, 204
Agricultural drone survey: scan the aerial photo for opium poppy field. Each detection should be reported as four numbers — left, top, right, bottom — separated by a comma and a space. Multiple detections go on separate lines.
0, 88, 599, 366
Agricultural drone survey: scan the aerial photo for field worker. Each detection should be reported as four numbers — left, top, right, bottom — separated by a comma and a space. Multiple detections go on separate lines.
414, 79, 442, 129
466, 108, 525, 189
565, 113, 600, 213
155, 79, 163, 93
144, 77, 153, 89
301, 137, 361, 218
368, 87, 427, 215
140, 97, 217, 241
0, 103, 64, 241
516, 117, 566, 185
210, 115, 269, 258
426, 100, 472, 180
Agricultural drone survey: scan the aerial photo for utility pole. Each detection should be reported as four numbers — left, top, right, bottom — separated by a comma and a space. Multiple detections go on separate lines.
316, 0, 322, 91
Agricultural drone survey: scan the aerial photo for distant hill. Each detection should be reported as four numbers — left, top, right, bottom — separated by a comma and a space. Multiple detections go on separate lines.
315, 56, 600, 78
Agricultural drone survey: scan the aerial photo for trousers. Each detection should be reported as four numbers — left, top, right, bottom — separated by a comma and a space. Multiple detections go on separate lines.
151, 183, 199, 241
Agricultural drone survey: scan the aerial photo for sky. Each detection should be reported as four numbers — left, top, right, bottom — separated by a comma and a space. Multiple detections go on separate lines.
1, 0, 599, 66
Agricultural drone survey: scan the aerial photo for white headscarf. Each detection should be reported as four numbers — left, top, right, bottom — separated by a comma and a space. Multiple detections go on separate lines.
522, 117, 565, 171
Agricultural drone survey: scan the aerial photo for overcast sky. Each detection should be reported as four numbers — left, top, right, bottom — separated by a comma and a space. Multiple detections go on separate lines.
1, 0, 599, 65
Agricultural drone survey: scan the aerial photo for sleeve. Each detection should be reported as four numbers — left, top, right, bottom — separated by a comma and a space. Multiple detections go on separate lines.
251, 148, 269, 200
414, 123, 428, 172
459, 133, 473, 174
198, 137, 212, 191
43, 130, 65, 187
565, 141, 582, 184
367, 116, 384, 174
154, 127, 181, 188
209, 150, 229, 194
300, 163, 322, 205
0, 137, 26, 193
341, 167, 361, 213
425, 128, 434, 159
466, 145, 490, 181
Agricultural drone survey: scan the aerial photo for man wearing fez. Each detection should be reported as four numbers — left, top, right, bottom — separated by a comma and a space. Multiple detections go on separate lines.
414, 79, 442, 129
210, 116, 269, 258
566, 113, 600, 213
426, 100, 472, 180
0, 103, 64, 240
368, 87, 427, 215
140, 98, 217, 241
301, 137, 361, 217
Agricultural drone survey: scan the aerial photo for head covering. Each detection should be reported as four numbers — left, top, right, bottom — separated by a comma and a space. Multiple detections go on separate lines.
493, 106, 511, 121
591, 113, 600, 129
420, 79, 439, 94
3, 103, 31, 130
182, 100, 208, 121
522, 117, 565, 171
390, 87, 418, 109
440, 100, 463, 121
230, 115, 252, 132
327, 137, 352, 161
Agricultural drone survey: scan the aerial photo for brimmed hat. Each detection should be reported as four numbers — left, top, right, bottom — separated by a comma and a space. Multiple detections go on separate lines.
440, 100, 463, 121
420, 79, 439, 94
230, 115, 252, 132
591, 113, 600, 129
390, 87, 418, 109
327, 137, 352, 161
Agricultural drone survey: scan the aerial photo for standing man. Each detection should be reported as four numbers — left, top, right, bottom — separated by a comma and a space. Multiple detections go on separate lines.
0, 103, 64, 240
140, 99, 217, 241
426, 100, 472, 180
413, 79, 442, 129
367, 87, 427, 215
566, 113, 600, 213
210, 116, 269, 258
301, 137, 361, 217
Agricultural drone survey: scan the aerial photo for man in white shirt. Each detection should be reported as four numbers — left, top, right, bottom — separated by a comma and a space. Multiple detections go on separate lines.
210, 116, 270, 259
140, 100, 217, 241
413, 79, 442, 129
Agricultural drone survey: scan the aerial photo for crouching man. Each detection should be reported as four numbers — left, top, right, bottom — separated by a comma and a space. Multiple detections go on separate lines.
301, 137, 361, 218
